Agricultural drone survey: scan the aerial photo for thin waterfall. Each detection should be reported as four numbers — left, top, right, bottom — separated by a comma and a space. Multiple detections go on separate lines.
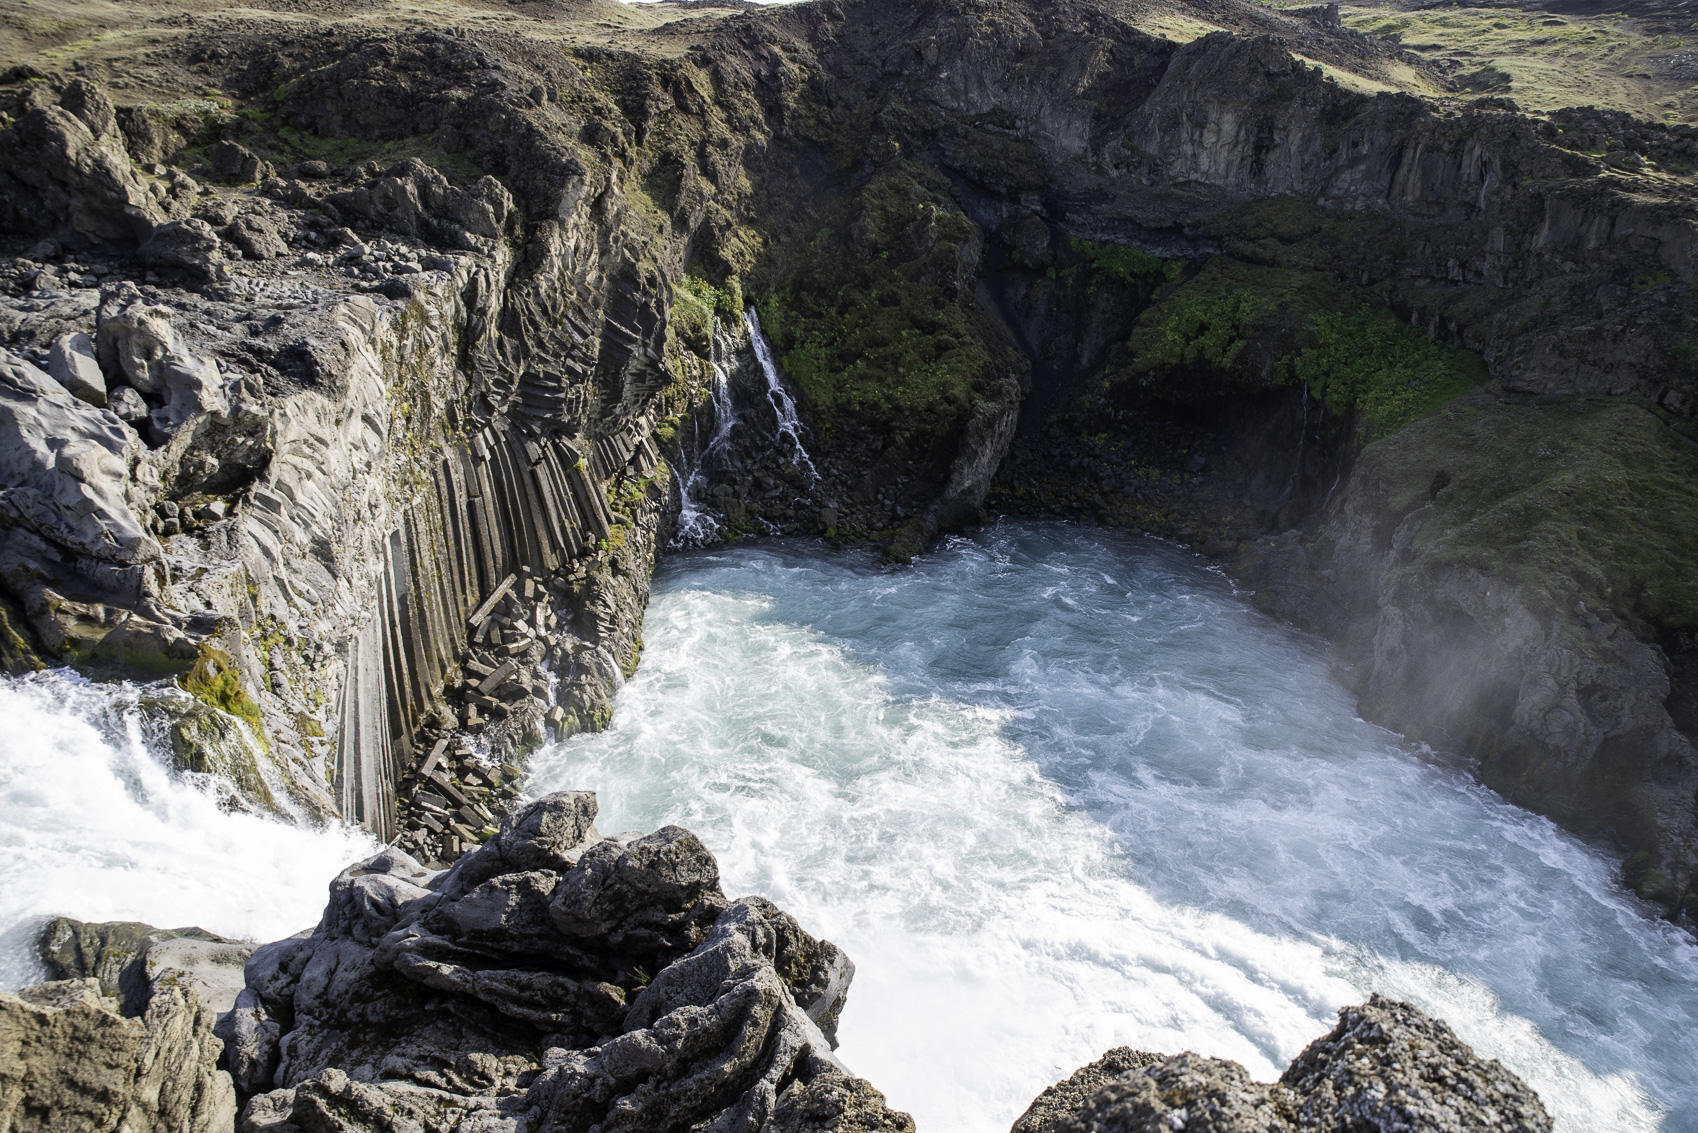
743, 306, 819, 482
671, 321, 741, 548
1283, 381, 1309, 501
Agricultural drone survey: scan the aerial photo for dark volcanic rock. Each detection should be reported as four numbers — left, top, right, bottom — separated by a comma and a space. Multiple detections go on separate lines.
1014, 1048, 1165, 1133
235, 791, 900, 1133
1015, 995, 1551, 1133
1279, 996, 1552, 1132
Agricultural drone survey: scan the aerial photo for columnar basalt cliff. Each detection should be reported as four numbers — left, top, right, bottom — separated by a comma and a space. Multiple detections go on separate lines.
1, 0, 1696, 1121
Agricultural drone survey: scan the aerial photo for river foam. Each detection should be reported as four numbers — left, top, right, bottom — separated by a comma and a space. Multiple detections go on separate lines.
528, 521, 1698, 1133
0, 670, 377, 990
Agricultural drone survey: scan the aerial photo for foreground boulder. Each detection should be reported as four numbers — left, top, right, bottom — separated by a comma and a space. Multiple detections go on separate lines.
1014, 995, 1551, 1133
234, 791, 909, 1133
0, 978, 234, 1133
38, 915, 254, 1018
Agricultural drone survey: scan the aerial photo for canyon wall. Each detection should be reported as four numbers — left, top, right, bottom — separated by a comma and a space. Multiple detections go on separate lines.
0, 0, 1694, 911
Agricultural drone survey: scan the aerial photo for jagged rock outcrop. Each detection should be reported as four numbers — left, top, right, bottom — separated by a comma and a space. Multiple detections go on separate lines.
229, 791, 907, 1133
39, 917, 254, 1018
1014, 995, 1551, 1133
0, 978, 235, 1133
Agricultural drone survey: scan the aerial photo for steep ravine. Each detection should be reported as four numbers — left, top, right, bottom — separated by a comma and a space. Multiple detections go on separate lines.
0, 0, 1694, 1126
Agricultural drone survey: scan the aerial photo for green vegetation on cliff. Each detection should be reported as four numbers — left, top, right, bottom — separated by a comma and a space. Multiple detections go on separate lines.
180, 647, 266, 738
1111, 259, 1483, 438
1367, 395, 1698, 634
1293, 308, 1487, 439
671, 274, 743, 358
756, 163, 999, 430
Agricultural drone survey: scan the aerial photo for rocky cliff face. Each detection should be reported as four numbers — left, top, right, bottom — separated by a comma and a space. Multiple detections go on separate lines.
0, 0, 1657, 1121
726, 0, 1698, 917
0, 42, 724, 851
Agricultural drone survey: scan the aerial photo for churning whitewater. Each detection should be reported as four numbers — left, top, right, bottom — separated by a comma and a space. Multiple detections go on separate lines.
527, 521, 1698, 1133
0, 674, 378, 990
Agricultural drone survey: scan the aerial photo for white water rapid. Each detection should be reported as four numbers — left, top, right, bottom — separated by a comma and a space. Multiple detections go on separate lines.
743, 306, 819, 482
0, 671, 378, 989
529, 521, 1698, 1133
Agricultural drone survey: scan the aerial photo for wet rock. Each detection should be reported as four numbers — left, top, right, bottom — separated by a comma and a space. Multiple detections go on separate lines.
237, 792, 902, 1132
47, 330, 107, 406
1018, 995, 1551, 1133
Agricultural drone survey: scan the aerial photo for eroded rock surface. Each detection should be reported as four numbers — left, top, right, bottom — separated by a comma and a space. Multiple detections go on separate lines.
232, 791, 905, 1133
0, 978, 235, 1133
1014, 995, 1551, 1133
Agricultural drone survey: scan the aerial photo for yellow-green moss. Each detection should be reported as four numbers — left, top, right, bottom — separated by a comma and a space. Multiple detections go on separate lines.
179, 647, 267, 744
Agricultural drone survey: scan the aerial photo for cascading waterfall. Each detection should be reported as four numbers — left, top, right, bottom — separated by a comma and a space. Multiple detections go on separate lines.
672, 321, 743, 548
0, 670, 378, 989
528, 522, 1698, 1133
743, 306, 819, 482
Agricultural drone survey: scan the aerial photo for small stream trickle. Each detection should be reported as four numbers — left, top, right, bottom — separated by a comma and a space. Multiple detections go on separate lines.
529, 521, 1698, 1133
744, 306, 818, 482
673, 320, 742, 547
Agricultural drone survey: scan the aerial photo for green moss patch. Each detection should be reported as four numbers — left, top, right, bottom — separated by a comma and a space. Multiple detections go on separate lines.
179, 647, 266, 741
1366, 394, 1698, 633
756, 163, 999, 430
1109, 259, 1482, 436
672, 274, 743, 358
1069, 238, 1182, 292
1293, 307, 1487, 438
